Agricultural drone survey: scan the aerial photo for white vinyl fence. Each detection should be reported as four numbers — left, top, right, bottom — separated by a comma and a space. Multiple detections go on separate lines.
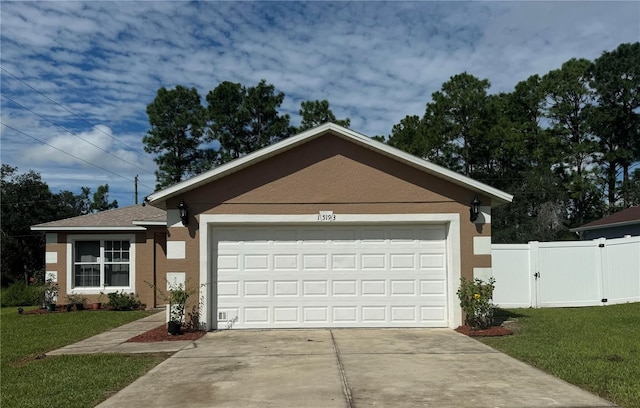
491, 236, 640, 308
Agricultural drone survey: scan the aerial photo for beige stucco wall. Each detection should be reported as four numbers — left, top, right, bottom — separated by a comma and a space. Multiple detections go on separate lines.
163, 132, 494, 318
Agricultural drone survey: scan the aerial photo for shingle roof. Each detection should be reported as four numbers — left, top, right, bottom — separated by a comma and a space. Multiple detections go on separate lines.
31, 205, 166, 230
571, 206, 640, 232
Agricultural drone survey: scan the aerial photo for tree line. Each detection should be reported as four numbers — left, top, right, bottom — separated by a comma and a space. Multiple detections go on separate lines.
386, 42, 639, 242
144, 81, 349, 189
1, 164, 117, 286
145, 42, 638, 243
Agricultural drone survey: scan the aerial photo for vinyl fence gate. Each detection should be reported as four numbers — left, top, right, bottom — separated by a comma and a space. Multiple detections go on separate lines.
491, 236, 640, 308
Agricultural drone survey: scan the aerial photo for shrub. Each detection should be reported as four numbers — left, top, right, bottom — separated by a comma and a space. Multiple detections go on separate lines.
0, 282, 45, 307
457, 277, 496, 329
147, 280, 201, 324
106, 290, 141, 311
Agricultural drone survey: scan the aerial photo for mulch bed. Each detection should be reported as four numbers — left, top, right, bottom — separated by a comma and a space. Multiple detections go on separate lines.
455, 324, 513, 337
17, 306, 102, 314
127, 324, 207, 342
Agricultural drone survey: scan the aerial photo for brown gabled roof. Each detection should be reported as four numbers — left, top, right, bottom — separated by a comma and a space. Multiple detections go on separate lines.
571, 206, 640, 233
31, 204, 166, 231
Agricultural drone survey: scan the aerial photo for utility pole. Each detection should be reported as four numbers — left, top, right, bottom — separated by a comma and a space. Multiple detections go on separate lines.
134, 175, 138, 205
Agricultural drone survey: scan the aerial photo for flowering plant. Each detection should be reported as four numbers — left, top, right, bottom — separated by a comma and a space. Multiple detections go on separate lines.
43, 278, 59, 305
456, 277, 495, 329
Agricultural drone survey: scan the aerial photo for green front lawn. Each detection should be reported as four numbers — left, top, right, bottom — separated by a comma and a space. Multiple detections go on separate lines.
0, 307, 168, 408
480, 303, 640, 408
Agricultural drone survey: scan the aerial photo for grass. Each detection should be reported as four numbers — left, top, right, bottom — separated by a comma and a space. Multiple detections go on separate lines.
479, 303, 640, 408
0, 307, 168, 408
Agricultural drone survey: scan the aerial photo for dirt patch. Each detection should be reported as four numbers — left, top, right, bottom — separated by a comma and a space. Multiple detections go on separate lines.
127, 324, 207, 343
455, 324, 513, 337
10, 353, 47, 368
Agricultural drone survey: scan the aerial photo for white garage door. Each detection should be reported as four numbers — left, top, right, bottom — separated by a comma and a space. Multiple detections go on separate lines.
214, 225, 448, 329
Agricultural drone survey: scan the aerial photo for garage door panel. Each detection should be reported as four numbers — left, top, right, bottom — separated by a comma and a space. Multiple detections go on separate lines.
217, 254, 240, 270
361, 254, 386, 269
332, 254, 357, 269
218, 281, 239, 297
303, 307, 328, 322
244, 254, 269, 270
362, 280, 386, 295
244, 281, 269, 296
302, 254, 328, 269
273, 254, 298, 270
391, 306, 417, 321
303, 280, 328, 295
391, 280, 416, 295
362, 306, 386, 322
390, 253, 415, 269
419, 253, 445, 269
333, 306, 358, 322
420, 306, 447, 323
245, 307, 269, 323
219, 303, 449, 328
274, 280, 298, 296
332, 280, 357, 295
420, 279, 446, 294
274, 307, 298, 322
214, 225, 448, 328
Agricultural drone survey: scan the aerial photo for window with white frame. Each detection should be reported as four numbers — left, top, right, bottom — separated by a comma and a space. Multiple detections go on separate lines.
72, 238, 133, 288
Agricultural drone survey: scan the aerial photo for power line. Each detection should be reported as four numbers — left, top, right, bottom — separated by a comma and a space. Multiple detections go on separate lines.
0, 65, 157, 167
1, 94, 154, 176
0, 121, 155, 191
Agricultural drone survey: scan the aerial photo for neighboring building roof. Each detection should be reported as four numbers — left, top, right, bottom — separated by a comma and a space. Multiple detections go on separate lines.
31, 204, 166, 231
146, 123, 514, 209
570, 206, 640, 233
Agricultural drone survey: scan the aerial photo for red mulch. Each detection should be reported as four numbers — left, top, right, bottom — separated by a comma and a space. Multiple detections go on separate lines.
18, 306, 101, 314
455, 324, 512, 337
127, 324, 207, 343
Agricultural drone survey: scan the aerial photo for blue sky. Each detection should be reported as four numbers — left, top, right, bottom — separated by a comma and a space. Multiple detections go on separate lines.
1, 1, 638, 207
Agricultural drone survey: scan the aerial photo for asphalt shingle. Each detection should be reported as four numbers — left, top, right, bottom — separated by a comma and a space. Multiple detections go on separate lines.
32, 205, 166, 228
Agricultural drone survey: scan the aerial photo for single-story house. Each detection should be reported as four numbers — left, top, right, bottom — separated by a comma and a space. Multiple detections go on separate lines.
32, 123, 513, 330
571, 205, 640, 240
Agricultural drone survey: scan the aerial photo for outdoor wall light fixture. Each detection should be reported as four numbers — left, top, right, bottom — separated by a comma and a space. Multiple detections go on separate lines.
178, 200, 189, 226
469, 196, 480, 222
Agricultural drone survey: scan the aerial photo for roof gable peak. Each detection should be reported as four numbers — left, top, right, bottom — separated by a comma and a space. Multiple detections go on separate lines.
146, 123, 513, 208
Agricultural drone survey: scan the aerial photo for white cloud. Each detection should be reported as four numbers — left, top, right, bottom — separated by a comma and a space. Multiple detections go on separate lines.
1, 1, 638, 206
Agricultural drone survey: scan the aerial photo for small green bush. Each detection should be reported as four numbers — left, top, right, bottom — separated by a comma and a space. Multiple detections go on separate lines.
0, 283, 45, 307
106, 290, 141, 311
457, 277, 495, 329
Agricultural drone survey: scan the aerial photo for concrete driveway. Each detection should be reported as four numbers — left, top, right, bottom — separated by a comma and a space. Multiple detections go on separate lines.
97, 329, 616, 408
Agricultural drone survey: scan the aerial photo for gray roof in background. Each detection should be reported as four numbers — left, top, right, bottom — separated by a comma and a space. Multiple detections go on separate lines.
31, 205, 166, 230
571, 205, 640, 232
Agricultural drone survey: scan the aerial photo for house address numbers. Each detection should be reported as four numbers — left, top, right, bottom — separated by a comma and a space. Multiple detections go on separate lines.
318, 211, 336, 221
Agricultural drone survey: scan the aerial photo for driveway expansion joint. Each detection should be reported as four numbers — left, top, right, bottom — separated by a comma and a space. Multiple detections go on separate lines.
330, 329, 353, 408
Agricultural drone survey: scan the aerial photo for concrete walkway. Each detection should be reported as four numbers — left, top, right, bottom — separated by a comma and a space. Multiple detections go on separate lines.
46, 311, 196, 355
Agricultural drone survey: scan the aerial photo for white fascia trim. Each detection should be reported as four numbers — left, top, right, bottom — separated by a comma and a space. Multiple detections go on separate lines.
200, 213, 460, 224
132, 221, 166, 226
198, 213, 462, 330
570, 219, 640, 233
147, 123, 513, 207
66, 233, 136, 296
32, 226, 146, 231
